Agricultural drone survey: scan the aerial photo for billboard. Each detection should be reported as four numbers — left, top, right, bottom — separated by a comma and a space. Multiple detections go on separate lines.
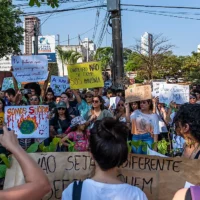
32, 35, 56, 62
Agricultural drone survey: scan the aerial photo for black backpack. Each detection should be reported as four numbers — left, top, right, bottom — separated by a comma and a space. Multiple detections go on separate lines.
72, 181, 83, 200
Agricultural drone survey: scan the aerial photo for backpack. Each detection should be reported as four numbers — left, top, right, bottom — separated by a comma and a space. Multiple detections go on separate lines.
72, 181, 83, 200
186, 186, 200, 200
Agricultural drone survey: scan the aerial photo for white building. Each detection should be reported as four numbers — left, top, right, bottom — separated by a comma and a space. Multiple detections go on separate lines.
141, 32, 153, 56
56, 38, 96, 76
197, 44, 200, 53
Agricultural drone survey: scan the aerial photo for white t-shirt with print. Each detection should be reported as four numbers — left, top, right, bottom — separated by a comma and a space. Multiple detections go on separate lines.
130, 110, 160, 135
62, 179, 148, 200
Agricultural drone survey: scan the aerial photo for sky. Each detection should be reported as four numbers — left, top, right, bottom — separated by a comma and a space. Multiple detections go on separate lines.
13, 0, 200, 56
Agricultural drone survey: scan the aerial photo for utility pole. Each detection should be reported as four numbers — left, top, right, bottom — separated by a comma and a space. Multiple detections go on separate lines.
57, 34, 60, 45
34, 22, 38, 55
68, 34, 70, 45
87, 38, 89, 62
107, 0, 124, 88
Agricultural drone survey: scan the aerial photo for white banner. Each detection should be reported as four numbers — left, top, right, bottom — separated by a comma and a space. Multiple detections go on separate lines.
12, 55, 48, 71
12, 70, 49, 83
159, 84, 189, 105
0, 56, 11, 71
50, 76, 69, 96
152, 82, 166, 97
5, 105, 49, 139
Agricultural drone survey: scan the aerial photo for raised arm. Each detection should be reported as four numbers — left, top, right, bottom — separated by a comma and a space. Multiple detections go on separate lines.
0, 126, 51, 200
71, 89, 82, 104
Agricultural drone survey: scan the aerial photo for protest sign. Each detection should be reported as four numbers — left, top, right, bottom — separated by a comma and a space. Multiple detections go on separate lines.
152, 82, 166, 97
4, 105, 49, 139
109, 97, 120, 110
159, 84, 189, 105
125, 85, 152, 103
1, 77, 21, 91
12, 69, 49, 83
12, 55, 48, 71
67, 62, 104, 89
50, 76, 70, 96
12, 55, 48, 83
4, 153, 200, 200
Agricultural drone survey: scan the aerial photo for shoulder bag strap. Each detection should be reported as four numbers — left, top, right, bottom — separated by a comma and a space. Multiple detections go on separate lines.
72, 181, 83, 200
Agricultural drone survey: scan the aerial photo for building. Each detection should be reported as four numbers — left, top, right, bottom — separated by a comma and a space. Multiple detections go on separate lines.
56, 38, 96, 76
80, 38, 96, 62
141, 32, 153, 56
197, 44, 200, 53
24, 16, 41, 55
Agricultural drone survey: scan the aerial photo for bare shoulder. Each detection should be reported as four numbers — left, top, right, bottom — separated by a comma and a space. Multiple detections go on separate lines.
173, 188, 188, 200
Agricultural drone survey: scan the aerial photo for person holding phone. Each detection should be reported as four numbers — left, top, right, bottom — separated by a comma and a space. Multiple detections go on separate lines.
0, 126, 51, 199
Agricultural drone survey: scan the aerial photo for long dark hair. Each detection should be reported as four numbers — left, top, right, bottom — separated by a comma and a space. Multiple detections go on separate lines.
54, 107, 71, 121
44, 88, 55, 102
0, 98, 5, 112
92, 95, 105, 110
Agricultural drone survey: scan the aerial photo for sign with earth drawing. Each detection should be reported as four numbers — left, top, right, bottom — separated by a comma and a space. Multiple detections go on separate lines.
4, 105, 49, 139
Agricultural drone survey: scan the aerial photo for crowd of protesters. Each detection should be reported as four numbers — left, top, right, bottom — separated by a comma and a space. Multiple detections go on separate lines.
1, 75, 200, 200
0, 78, 199, 161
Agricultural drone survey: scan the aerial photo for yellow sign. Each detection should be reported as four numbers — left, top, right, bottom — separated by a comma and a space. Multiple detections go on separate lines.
67, 62, 104, 89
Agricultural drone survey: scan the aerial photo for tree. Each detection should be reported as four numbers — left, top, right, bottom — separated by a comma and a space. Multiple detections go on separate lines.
29, 0, 59, 8
56, 46, 82, 76
0, 1, 24, 58
94, 47, 113, 70
131, 34, 174, 80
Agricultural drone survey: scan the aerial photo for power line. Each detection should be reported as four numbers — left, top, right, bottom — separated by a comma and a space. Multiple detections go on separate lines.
123, 8, 200, 21
59, 19, 104, 44
121, 4, 200, 10
21, 5, 106, 16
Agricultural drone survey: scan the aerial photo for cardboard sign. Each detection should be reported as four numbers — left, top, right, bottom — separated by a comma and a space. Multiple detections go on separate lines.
12, 55, 48, 83
67, 62, 104, 89
159, 84, 189, 105
50, 76, 70, 96
1, 77, 21, 91
4, 153, 200, 200
125, 85, 152, 103
4, 105, 49, 138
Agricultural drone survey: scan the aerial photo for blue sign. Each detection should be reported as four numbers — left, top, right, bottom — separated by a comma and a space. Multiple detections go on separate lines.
39, 53, 56, 63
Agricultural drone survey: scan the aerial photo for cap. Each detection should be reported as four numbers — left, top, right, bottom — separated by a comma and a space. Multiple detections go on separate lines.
70, 116, 86, 127
57, 101, 67, 109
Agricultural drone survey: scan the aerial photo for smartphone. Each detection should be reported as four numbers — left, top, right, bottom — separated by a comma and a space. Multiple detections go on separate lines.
20, 89, 32, 95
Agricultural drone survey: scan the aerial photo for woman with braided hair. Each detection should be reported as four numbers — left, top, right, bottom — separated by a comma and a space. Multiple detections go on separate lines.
62, 118, 147, 200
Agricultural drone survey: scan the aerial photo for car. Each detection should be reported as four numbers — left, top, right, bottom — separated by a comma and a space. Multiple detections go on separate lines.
177, 78, 185, 83
168, 78, 177, 83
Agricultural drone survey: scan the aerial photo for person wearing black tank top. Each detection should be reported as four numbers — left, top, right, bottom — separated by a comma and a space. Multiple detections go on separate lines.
173, 104, 200, 160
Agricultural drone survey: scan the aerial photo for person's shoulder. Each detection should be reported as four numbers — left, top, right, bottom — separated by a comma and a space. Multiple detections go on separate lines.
130, 109, 140, 118
121, 184, 148, 199
62, 182, 74, 200
172, 188, 188, 200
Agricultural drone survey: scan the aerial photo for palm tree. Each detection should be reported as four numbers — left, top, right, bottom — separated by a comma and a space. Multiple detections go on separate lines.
56, 47, 82, 76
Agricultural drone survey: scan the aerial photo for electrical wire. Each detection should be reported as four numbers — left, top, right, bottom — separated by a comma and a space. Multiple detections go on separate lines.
121, 4, 200, 10
122, 8, 200, 21
59, 18, 105, 44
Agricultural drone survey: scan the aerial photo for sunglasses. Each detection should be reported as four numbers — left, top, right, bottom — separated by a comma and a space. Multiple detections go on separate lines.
92, 100, 99, 103
118, 104, 124, 107
86, 96, 92, 98
58, 107, 65, 110
30, 98, 38, 102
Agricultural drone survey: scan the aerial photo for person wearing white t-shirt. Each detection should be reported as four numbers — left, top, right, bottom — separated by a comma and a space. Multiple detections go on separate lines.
130, 99, 159, 154
62, 118, 147, 200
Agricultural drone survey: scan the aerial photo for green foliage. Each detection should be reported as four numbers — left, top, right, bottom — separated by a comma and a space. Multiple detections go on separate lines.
0, 165, 7, 179
127, 141, 132, 153
0, 1, 24, 58
64, 138, 75, 152
49, 63, 59, 76
26, 142, 39, 153
0, 154, 10, 168
94, 47, 113, 70
157, 139, 170, 155
29, 0, 59, 8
